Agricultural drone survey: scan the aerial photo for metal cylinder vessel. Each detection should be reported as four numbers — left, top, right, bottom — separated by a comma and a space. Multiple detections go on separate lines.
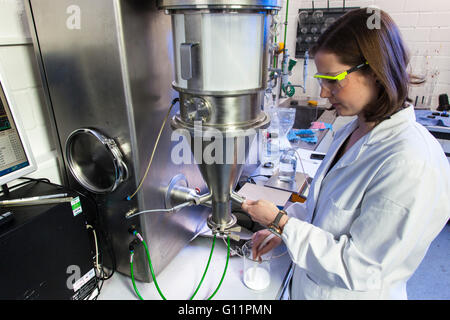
159, 0, 281, 231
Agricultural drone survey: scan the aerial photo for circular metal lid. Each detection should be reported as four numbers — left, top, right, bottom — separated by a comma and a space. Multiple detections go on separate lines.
159, 0, 281, 10
65, 128, 128, 194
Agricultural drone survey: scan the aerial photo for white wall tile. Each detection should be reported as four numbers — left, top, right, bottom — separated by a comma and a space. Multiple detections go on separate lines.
400, 27, 431, 42
403, 0, 432, 12
27, 152, 62, 185
0, 45, 41, 90
25, 125, 53, 158
430, 27, 450, 42
12, 89, 36, 131
404, 0, 450, 12
436, 84, 450, 97
0, 0, 30, 40
435, 43, 450, 56
409, 42, 447, 56
390, 12, 420, 27
373, 0, 406, 13
431, 56, 450, 71
438, 70, 450, 85
418, 12, 450, 27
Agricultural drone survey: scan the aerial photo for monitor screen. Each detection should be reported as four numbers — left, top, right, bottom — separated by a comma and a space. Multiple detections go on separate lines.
0, 74, 36, 186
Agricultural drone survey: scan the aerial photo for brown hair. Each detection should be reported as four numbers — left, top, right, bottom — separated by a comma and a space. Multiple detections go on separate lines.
310, 8, 423, 123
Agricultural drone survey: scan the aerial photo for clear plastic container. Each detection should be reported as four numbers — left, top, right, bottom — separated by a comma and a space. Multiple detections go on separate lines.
278, 108, 296, 151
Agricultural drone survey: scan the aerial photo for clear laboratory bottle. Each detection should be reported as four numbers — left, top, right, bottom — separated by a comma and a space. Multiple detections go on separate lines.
266, 109, 280, 162
278, 148, 297, 182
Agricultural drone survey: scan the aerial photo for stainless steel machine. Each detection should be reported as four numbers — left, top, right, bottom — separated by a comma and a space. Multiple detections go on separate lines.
159, 0, 281, 233
25, 0, 280, 283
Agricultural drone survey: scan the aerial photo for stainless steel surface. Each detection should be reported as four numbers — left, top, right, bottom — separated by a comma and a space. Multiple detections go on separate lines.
171, 112, 267, 228
265, 170, 308, 193
180, 43, 197, 80
159, 0, 281, 10
26, 0, 208, 282
169, 10, 272, 94
230, 191, 245, 206
164, 173, 190, 208
178, 93, 265, 126
183, 14, 203, 89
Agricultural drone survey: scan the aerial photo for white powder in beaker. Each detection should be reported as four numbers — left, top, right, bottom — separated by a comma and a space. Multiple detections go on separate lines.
243, 266, 270, 290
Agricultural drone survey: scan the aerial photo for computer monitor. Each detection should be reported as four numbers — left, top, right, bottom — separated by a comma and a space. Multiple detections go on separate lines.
0, 72, 36, 186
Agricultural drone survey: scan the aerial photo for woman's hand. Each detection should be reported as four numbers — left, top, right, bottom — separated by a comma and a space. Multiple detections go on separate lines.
251, 229, 282, 260
241, 199, 286, 227
242, 199, 288, 260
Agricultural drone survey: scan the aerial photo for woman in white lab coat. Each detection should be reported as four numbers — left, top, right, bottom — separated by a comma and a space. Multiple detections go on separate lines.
241, 8, 450, 300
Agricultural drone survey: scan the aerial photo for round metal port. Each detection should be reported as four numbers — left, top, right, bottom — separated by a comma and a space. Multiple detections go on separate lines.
65, 128, 128, 193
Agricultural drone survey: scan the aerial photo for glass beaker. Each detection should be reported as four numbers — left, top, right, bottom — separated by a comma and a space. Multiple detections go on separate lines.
242, 240, 272, 291
278, 108, 296, 151
279, 148, 297, 182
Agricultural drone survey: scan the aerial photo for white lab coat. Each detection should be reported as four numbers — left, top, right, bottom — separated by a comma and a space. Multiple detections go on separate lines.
281, 106, 450, 300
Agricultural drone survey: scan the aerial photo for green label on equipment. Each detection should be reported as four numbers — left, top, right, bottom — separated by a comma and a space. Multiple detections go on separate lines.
71, 196, 82, 216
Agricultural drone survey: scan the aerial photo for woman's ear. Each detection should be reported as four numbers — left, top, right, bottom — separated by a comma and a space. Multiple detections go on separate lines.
370, 70, 381, 87
369, 69, 378, 82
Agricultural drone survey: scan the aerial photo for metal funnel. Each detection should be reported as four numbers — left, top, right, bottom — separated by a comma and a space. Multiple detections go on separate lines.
194, 130, 255, 228
171, 101, 270, 231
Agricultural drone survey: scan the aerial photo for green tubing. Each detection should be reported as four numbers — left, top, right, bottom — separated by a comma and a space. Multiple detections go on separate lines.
130, 234, 220, 300
142, 240, 167, 300
283, 0, 289, 47
190, 234, 216, 300
130, 256, 144, 300
207, 236, 231, 300
273, 30, 278, 69
283, 82, 295, 97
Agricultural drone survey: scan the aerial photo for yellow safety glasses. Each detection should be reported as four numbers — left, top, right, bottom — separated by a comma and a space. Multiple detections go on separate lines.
314, 61, 369, 92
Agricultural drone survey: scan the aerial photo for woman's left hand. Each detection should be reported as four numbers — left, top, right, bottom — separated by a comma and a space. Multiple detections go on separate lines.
241, 199, 280, 227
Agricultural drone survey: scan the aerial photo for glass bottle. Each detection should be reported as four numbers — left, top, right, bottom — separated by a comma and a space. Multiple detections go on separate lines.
278, 148, 297, 182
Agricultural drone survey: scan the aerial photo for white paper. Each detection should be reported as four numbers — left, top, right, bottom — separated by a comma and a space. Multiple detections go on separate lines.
293, 148, 324, 178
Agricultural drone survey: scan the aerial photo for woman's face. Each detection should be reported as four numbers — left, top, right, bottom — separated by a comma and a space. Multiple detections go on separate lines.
314, 50, 379, 119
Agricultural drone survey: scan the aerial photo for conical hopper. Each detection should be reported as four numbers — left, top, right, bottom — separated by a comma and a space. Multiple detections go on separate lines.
193, 131, 254, 228
171, 110, 270, 231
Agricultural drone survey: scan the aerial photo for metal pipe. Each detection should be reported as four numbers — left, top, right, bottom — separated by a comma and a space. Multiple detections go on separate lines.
125, 201, 194, 219
230, 191, 245, 206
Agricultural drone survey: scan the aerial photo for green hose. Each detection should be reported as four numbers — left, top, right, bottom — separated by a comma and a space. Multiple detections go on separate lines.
207, 236, 230, 300
130, 253, 144, 300
190, 234, 216, 300
142, 239, 167, 300
283, 0, 289, 48
129, 233, 226, 300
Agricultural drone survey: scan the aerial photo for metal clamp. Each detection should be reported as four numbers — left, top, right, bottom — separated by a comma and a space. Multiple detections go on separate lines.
65, 128, 128, 193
